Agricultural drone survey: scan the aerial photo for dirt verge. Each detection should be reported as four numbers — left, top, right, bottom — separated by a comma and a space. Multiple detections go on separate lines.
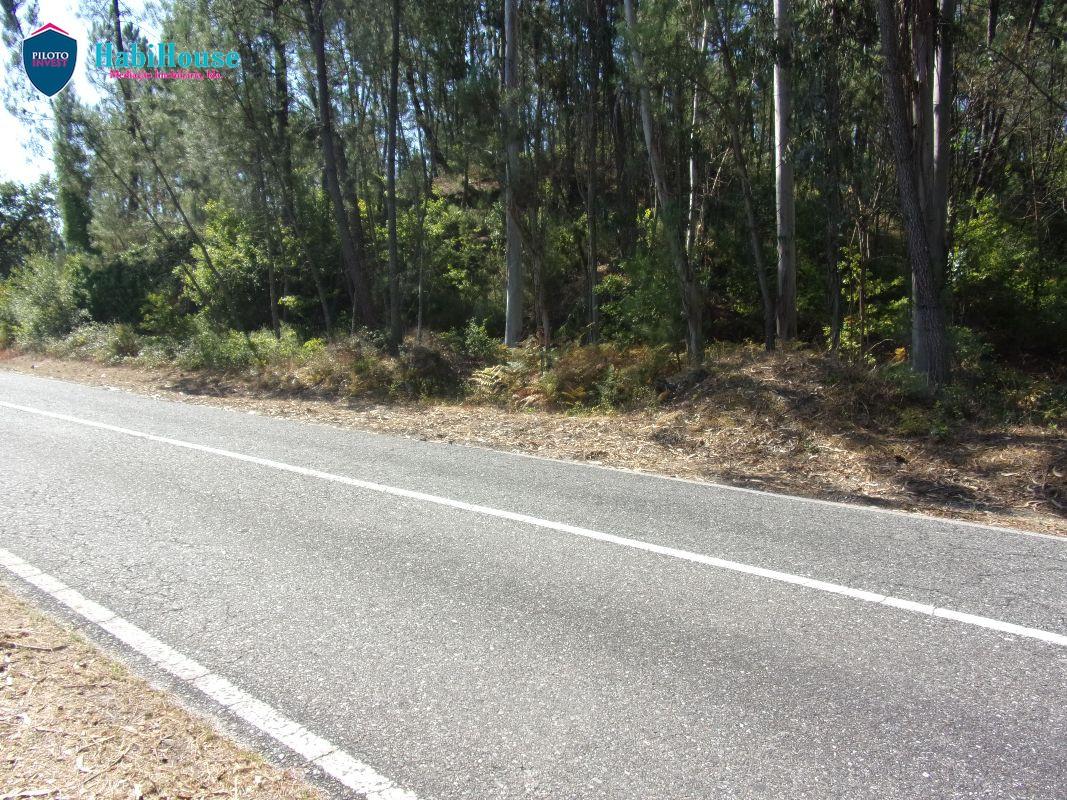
1, 352, 1063, 536
0, 584, 323, 798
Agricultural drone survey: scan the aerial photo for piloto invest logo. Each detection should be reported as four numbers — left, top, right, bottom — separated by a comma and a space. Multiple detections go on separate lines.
22, 23, 77, 97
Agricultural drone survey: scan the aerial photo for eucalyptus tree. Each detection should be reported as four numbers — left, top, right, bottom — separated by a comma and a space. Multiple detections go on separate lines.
502, 0, 523, 347
874, 0, 950, 385
773, 0, 796, 341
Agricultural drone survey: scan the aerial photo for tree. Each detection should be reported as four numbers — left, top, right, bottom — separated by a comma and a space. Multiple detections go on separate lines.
4, 0, 1059, 376
53, 92, 93, 252
623, 0, 703, 366
386, 0, 403, 352
774, 0, 796, 341
707, 1, 776, 352
502, 0, 523, 347
0, 180, 56, 277
875, 0, 951, 385
302, 0, 376, 329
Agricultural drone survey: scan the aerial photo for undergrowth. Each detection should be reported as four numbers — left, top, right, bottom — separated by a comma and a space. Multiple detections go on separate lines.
11, 320, 1065, 433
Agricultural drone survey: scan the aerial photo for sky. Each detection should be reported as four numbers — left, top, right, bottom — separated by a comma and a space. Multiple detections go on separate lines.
0, 0, 151, 184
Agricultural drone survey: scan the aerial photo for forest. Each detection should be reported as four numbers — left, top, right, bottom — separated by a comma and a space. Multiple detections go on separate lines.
0, 0, 1064, 414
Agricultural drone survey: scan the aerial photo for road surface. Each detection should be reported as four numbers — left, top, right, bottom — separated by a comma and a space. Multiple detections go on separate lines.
1, 370, 1064, 799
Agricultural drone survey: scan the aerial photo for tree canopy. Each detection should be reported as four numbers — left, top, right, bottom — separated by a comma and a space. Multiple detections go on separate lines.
2, 0, 1065, 382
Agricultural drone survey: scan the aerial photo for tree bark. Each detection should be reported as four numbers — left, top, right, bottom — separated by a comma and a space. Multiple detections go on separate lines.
302, 0, 376, 328
268, 25, 333, 333
774, 0, 797, 341
386, 0, 403, 353
404, 62, 448, 174
502, 0, 524, 347
823, 0, 845, 351
875, 0, 950, 386
687, 20, 710, 260
931, 0, 955, 298
583, 0, 602, 344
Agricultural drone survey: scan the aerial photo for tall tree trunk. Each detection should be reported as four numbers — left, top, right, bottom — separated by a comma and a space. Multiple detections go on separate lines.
623, 0, 703, 366
386, 0, 403, 353
687, 20, 710, 260
931, 0, 955, 299
269, 25, 332, 333
111, 0, 139, 213
875, 0, 950, 386
824, 0, 844, 351
250, 151, 281, 338
774, 0, 797, 341
730, 124, 777, 352
502, 0, 524, 347
583, 0, 602, 344
302, 0, 376, 328
709, 5, 775, 351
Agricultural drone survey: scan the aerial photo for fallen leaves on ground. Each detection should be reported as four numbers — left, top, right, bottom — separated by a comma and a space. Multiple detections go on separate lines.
0, 588, 322, 799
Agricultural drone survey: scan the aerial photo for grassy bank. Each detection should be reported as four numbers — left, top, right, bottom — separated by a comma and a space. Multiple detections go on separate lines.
3, 322, 1064, 535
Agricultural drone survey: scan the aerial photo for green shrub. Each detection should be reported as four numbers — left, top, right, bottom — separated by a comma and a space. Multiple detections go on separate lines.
444, 318, 504, 365
395, 345, 461, 398
953, 196, 1067, 356
176, 318, 301, 372
347, 353, 398, 398
109, 323, 141, 358
76, 233, 189, 325
3, 254, 87, 344
141, 291, 194, 340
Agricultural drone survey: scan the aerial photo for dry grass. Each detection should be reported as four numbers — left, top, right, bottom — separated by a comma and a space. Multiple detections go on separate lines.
1, 351, 1063, 535
0, 586, 322, 799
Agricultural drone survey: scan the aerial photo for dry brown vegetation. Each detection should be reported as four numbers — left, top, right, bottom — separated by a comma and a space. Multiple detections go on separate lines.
2, 346, 1063, 535
0, 586, 322, 799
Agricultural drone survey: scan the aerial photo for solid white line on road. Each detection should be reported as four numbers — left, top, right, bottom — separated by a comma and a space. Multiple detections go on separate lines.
2, 399, 1065, 649
0, 547, 419, 800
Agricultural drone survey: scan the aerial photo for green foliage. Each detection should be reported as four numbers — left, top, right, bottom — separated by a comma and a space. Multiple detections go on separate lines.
952, 196, 1067, 356
45, 322, 143, 362
597, 210, 680, 346
176, 318, 302, 372
442, 319, 505, 364
76, 234, 190, 325
53, 92, 93, 252
410, 198, 501, 332
1, 0, 1062, 433
0, 180, 58, 278
469, 342, 675, 409
541, 344, 674, 409
185, 202, 268, 329
826, 243, 910, 364
1, 254, 87, 344
141, 291, 194, 340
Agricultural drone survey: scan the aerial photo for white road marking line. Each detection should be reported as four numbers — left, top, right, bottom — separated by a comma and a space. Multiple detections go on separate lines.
1, 399, 1064, 649
0, 548, 419, 800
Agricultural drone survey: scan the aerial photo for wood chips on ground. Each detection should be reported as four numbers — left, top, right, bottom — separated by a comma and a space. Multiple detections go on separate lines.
1, 353, 1063, 536
0, 586, 322, 799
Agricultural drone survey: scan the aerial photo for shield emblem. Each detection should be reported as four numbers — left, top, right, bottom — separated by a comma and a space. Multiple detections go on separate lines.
22, 23, 77, 97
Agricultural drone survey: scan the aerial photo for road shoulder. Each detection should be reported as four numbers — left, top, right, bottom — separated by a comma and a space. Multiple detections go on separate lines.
0, 583, 325, 799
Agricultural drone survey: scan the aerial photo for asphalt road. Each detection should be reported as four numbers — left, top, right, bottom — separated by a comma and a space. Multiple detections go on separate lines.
1, 370, 1064, 799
